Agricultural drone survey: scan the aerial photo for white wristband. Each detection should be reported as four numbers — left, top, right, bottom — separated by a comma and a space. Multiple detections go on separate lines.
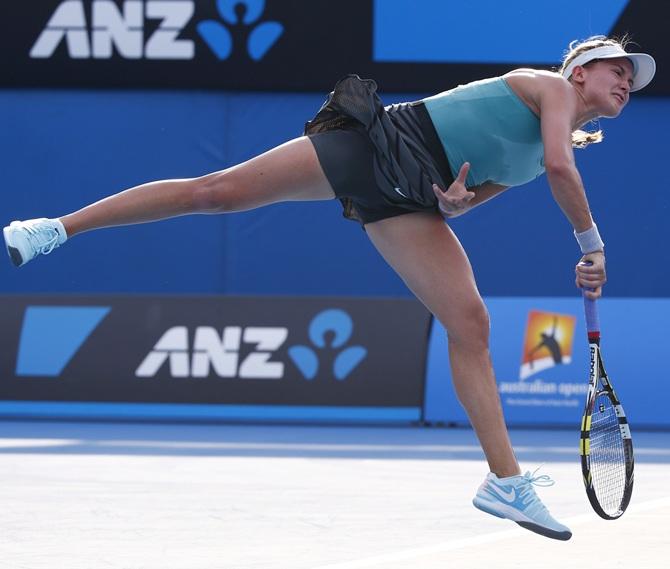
574, 224, 604, 254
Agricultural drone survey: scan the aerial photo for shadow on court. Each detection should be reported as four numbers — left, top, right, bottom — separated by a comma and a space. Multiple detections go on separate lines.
1, 421, 669, 463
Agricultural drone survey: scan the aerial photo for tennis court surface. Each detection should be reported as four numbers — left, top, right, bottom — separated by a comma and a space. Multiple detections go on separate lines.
1, 421, 668, 568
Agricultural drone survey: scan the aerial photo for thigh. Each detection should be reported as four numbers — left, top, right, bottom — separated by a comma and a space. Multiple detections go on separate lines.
198, 136, 336, 212
365, 211, 489, 343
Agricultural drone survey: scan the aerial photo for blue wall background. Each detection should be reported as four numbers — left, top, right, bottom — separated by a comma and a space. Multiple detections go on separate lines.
1, 89, 668, 297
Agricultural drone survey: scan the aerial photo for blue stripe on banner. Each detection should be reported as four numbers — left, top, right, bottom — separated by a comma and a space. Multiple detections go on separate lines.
373, 0, 629, 63
0, 402, 421, 423
17, 306, 111, 376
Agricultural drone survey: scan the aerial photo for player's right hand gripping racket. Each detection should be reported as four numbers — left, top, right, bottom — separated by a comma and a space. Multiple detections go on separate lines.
579, 292, 634, 519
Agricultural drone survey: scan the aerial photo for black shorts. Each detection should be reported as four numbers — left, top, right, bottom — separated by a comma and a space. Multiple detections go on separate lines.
308, 102, 453, 225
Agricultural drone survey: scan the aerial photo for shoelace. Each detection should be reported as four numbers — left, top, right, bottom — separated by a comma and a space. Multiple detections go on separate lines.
25, 224, 60, 256
517, 467, 555, 509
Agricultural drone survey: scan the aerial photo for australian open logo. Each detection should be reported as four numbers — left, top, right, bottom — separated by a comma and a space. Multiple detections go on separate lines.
288, 309, 367, 381
520, 310, 576, 380
498, 309, 586, 408
30, 0, 284, 61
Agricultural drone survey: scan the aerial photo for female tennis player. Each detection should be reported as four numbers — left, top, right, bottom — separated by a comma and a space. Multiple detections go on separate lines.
3, 36, 655, 540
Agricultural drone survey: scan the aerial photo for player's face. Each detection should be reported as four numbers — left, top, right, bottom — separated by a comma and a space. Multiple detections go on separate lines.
582, 58, 634, 118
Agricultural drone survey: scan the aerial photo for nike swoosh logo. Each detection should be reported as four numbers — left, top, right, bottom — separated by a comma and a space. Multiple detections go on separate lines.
393, 187, 409, 199
488, 483, 516, 502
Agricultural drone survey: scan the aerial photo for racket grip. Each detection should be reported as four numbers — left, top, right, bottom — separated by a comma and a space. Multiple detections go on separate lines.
583, 294, 600, 334
579, 261, 600, 334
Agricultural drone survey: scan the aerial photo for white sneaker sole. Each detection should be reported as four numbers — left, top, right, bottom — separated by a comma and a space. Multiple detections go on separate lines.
3, 224, 26, 267
473, 496, 572, 541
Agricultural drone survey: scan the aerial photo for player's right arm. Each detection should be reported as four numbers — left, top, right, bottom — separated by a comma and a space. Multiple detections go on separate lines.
538, 75, 594, 233
536, 75, 606, 298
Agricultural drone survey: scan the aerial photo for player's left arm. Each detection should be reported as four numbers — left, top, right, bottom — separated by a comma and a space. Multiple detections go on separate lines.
434, 178, 509, 218
467, 182, 510, 210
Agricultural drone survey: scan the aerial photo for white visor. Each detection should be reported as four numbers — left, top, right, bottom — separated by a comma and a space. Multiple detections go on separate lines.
562, 44, 656, 92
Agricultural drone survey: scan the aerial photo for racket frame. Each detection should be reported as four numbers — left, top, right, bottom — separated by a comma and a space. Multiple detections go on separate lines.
579, 328, 635, 520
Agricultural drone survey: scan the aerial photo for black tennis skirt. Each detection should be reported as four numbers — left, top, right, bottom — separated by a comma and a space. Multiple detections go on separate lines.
305, 76, 454, 225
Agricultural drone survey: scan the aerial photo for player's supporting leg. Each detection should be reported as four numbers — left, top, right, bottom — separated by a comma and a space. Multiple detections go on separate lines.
365, 211, 571, 540
4, 137, 334, 266
365, 211, 518, 476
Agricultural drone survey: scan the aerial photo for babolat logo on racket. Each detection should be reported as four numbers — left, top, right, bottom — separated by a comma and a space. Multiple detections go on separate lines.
590, 346, 597, 376
30, 0, 283, 61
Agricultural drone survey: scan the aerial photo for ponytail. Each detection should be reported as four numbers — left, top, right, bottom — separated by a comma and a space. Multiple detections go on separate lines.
571, 128, 603, 149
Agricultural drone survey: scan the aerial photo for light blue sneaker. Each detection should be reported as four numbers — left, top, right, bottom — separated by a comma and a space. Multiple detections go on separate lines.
472, 469, 572, 540
3, 218, 68, 267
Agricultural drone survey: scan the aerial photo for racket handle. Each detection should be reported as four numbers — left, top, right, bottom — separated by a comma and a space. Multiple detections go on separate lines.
583, 294, 600, 334
579, 261, 600, 334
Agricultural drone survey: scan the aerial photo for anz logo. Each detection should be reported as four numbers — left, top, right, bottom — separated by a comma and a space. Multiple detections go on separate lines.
288, 309, 367, 381
15, 305, 366, 381
136, 325, 289, 379
136, 309, 367, 381
30, 0, 283, 61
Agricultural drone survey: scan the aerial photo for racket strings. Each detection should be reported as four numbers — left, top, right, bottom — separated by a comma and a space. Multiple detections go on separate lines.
589, 394, 626, 515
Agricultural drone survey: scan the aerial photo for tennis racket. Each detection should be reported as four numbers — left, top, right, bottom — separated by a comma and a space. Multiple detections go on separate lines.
579, 287, 634, 519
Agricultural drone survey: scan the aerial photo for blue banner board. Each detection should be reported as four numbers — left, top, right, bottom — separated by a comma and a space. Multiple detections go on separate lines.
424, 297, 669, 429
0, 295, 430, 423
2, 1, 668, 94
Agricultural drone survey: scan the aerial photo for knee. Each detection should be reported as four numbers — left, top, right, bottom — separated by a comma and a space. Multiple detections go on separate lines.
444, 298, 490, 352
191, 170, 235, 213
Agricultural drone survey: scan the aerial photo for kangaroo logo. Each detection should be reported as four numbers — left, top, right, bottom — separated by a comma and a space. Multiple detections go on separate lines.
520, 310, 576, 380
288, 309, 367, 381
198, 0, 284, 61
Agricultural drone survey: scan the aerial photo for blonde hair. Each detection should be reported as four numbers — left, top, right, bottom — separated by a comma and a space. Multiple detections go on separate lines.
559, 35, 632, 148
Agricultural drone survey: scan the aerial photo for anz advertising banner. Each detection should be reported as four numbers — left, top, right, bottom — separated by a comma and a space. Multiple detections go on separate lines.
1, 0, 668, 93
0, 296, 431, 422
424, 297, 669, 429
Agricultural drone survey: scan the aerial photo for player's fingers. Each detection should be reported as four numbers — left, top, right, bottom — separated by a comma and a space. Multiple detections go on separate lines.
578, 274, 605, 288
576, 267, 602, 279
576, 266, 606, 286
456, 162, 470, 185
576, 263, 603, 275
583, 287, 602, 300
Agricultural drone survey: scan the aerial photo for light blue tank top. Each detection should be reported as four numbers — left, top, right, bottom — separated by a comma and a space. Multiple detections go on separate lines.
423, 77, 545, 187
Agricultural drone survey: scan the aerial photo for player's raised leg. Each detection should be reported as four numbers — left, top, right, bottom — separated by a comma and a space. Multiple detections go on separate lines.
365, 210, 571, 540
3, 136, 334, 267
